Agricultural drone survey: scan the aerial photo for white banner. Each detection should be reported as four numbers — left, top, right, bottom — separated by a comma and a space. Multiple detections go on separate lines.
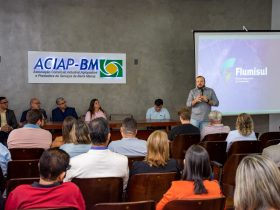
28, 51, 126, 84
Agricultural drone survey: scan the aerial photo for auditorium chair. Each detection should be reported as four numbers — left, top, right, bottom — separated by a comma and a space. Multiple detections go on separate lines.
162, 197, 226, 210
227, 140, 261, 158
127, 156, 145, 170
9, 148, 44, 160
259, 131, 280, 148
202, 133, 228, 142
199, 141, 227, 165
21, 208, 78, 210
262, 139, 280, 149
7, 159, 39, 180
71, 177, 123, 210
92, 200, 155, 210
170, 134, 200, 168
127, 172, 177, 202
6, 177, 39, 196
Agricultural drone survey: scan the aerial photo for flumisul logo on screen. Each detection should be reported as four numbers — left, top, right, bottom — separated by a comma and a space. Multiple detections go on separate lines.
100, 60, 123, 78
220, 58, 236, 81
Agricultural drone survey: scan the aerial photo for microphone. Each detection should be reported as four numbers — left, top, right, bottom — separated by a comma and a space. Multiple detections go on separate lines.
201, 88, 204, 96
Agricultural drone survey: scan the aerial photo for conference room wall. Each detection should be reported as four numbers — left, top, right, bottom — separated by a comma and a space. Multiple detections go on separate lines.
0, 0, 271, 133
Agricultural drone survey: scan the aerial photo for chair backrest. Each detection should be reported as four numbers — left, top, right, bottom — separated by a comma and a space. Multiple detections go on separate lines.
128, 156, 145, 170
109, 114, 133, 121
7, 160, 39, 180
21, 208, 77, 210
6, 177, 39, 196
9, 148, 44, 160
259, 132, 280, 147
72, 177, 123, 210
170, 134, 200, 168
263, 139, 280, 149
222, 154, 248, 198
162, 197, 226, 210
202, 133, 228, 142
200, 141, 227, 165
92, 200, 155, 210
127, 172, 177, 202
227, 140, 261, 158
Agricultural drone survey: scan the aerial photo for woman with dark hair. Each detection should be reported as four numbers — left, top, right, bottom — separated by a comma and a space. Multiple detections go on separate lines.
51, 116, 77, 148
85, 99, 106, 122
60, 120, 92, 157
156, 145, 223, 210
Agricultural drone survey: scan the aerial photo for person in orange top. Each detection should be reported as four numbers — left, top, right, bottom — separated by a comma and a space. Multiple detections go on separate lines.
156, 145, 223, 210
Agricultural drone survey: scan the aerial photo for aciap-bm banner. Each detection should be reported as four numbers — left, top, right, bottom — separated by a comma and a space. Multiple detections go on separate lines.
28, 51, 126, 84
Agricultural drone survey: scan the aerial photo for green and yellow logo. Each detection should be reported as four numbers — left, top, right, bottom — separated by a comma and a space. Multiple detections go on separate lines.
100, 60, 123, 78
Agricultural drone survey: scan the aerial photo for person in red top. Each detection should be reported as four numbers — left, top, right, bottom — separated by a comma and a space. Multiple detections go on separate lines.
5, 148, 85, 210
156, 145, 223, 210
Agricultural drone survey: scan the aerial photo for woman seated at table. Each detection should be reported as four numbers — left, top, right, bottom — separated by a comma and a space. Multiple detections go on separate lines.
51, 116, 77, 148
225, 113, 257, 152
130, 130, 180, 177
156, 145, 223, 210
60, 120, 91, 157
85, 98, 106, 122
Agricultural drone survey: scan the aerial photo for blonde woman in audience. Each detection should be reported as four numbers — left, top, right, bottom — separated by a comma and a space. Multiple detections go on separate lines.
225, 113, 257, 151
156, 145, 223, 210
60, 120, 91, 157
234, 155, 280, 210
130, 130, 180, 177
51, 116, 77, 148
85, 98, 106, 122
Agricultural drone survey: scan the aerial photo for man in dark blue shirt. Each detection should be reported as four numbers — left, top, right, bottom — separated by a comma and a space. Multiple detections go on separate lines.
52, 97, 78, 122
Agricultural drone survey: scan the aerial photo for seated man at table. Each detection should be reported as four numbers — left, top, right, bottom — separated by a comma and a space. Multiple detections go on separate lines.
52, 97, 78, 122
108, 117, 147, 156
200, 110, 230, 140
5, 148, 85, 210
64, 118, 129, 189
7, 109, 52, 149
168, 107, 200, 141
20, 98, 47, 126
146, 99, 170, 120
0, 96, 18, 146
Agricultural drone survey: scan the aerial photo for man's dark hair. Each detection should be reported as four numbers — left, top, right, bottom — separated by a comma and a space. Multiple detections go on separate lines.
39, 148, 70, 181
178, 107, 191, 121
0, 97, 6, 102
26, 109, 42, 124
122, 117, 137, 134
154, 99, 163, 106
88, 117, 110, 145
182, 145, 211, 195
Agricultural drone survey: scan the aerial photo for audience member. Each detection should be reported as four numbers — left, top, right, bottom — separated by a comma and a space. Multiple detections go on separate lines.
168, 107, 200, 141
52, 97, 78, 122
64, 118, 128, 189
20, 98, 47, 125
5, 148, 85, 210
60, 120, 91, 158
130, 130, 180, 177
51, 116, 77, 148
225, 113, 257, 151
108, 117, 146, 156
0, 97, 18, 146
234, 155, 280, 210
156, 145, 223, 210
262, 144, 280, 167
146, 99, 170, 120
7, 109, 52, 149
200, 110, 230, 140
85, 99, 106, 122
0, 142, 11, 176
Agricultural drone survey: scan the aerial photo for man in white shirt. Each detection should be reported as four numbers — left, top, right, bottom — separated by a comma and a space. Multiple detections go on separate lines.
146, 99, 170, 120
64, 118, 129, 189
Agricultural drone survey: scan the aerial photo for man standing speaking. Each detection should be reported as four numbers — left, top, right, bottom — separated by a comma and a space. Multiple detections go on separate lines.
187, 76, 219, 130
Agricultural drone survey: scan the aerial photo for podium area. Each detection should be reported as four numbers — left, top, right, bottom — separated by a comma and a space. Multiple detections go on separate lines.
44, 119, 180, 141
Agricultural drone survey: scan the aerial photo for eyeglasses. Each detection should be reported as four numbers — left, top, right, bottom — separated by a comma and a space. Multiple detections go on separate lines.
58, 102, 66, 106
0, 101, 8, 104
66, 165, 71, 170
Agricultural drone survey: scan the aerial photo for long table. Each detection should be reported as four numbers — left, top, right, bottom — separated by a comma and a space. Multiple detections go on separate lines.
44, 119, 180, 140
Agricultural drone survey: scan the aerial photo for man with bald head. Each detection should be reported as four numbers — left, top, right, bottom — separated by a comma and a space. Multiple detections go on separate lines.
20, 98, 47, 125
